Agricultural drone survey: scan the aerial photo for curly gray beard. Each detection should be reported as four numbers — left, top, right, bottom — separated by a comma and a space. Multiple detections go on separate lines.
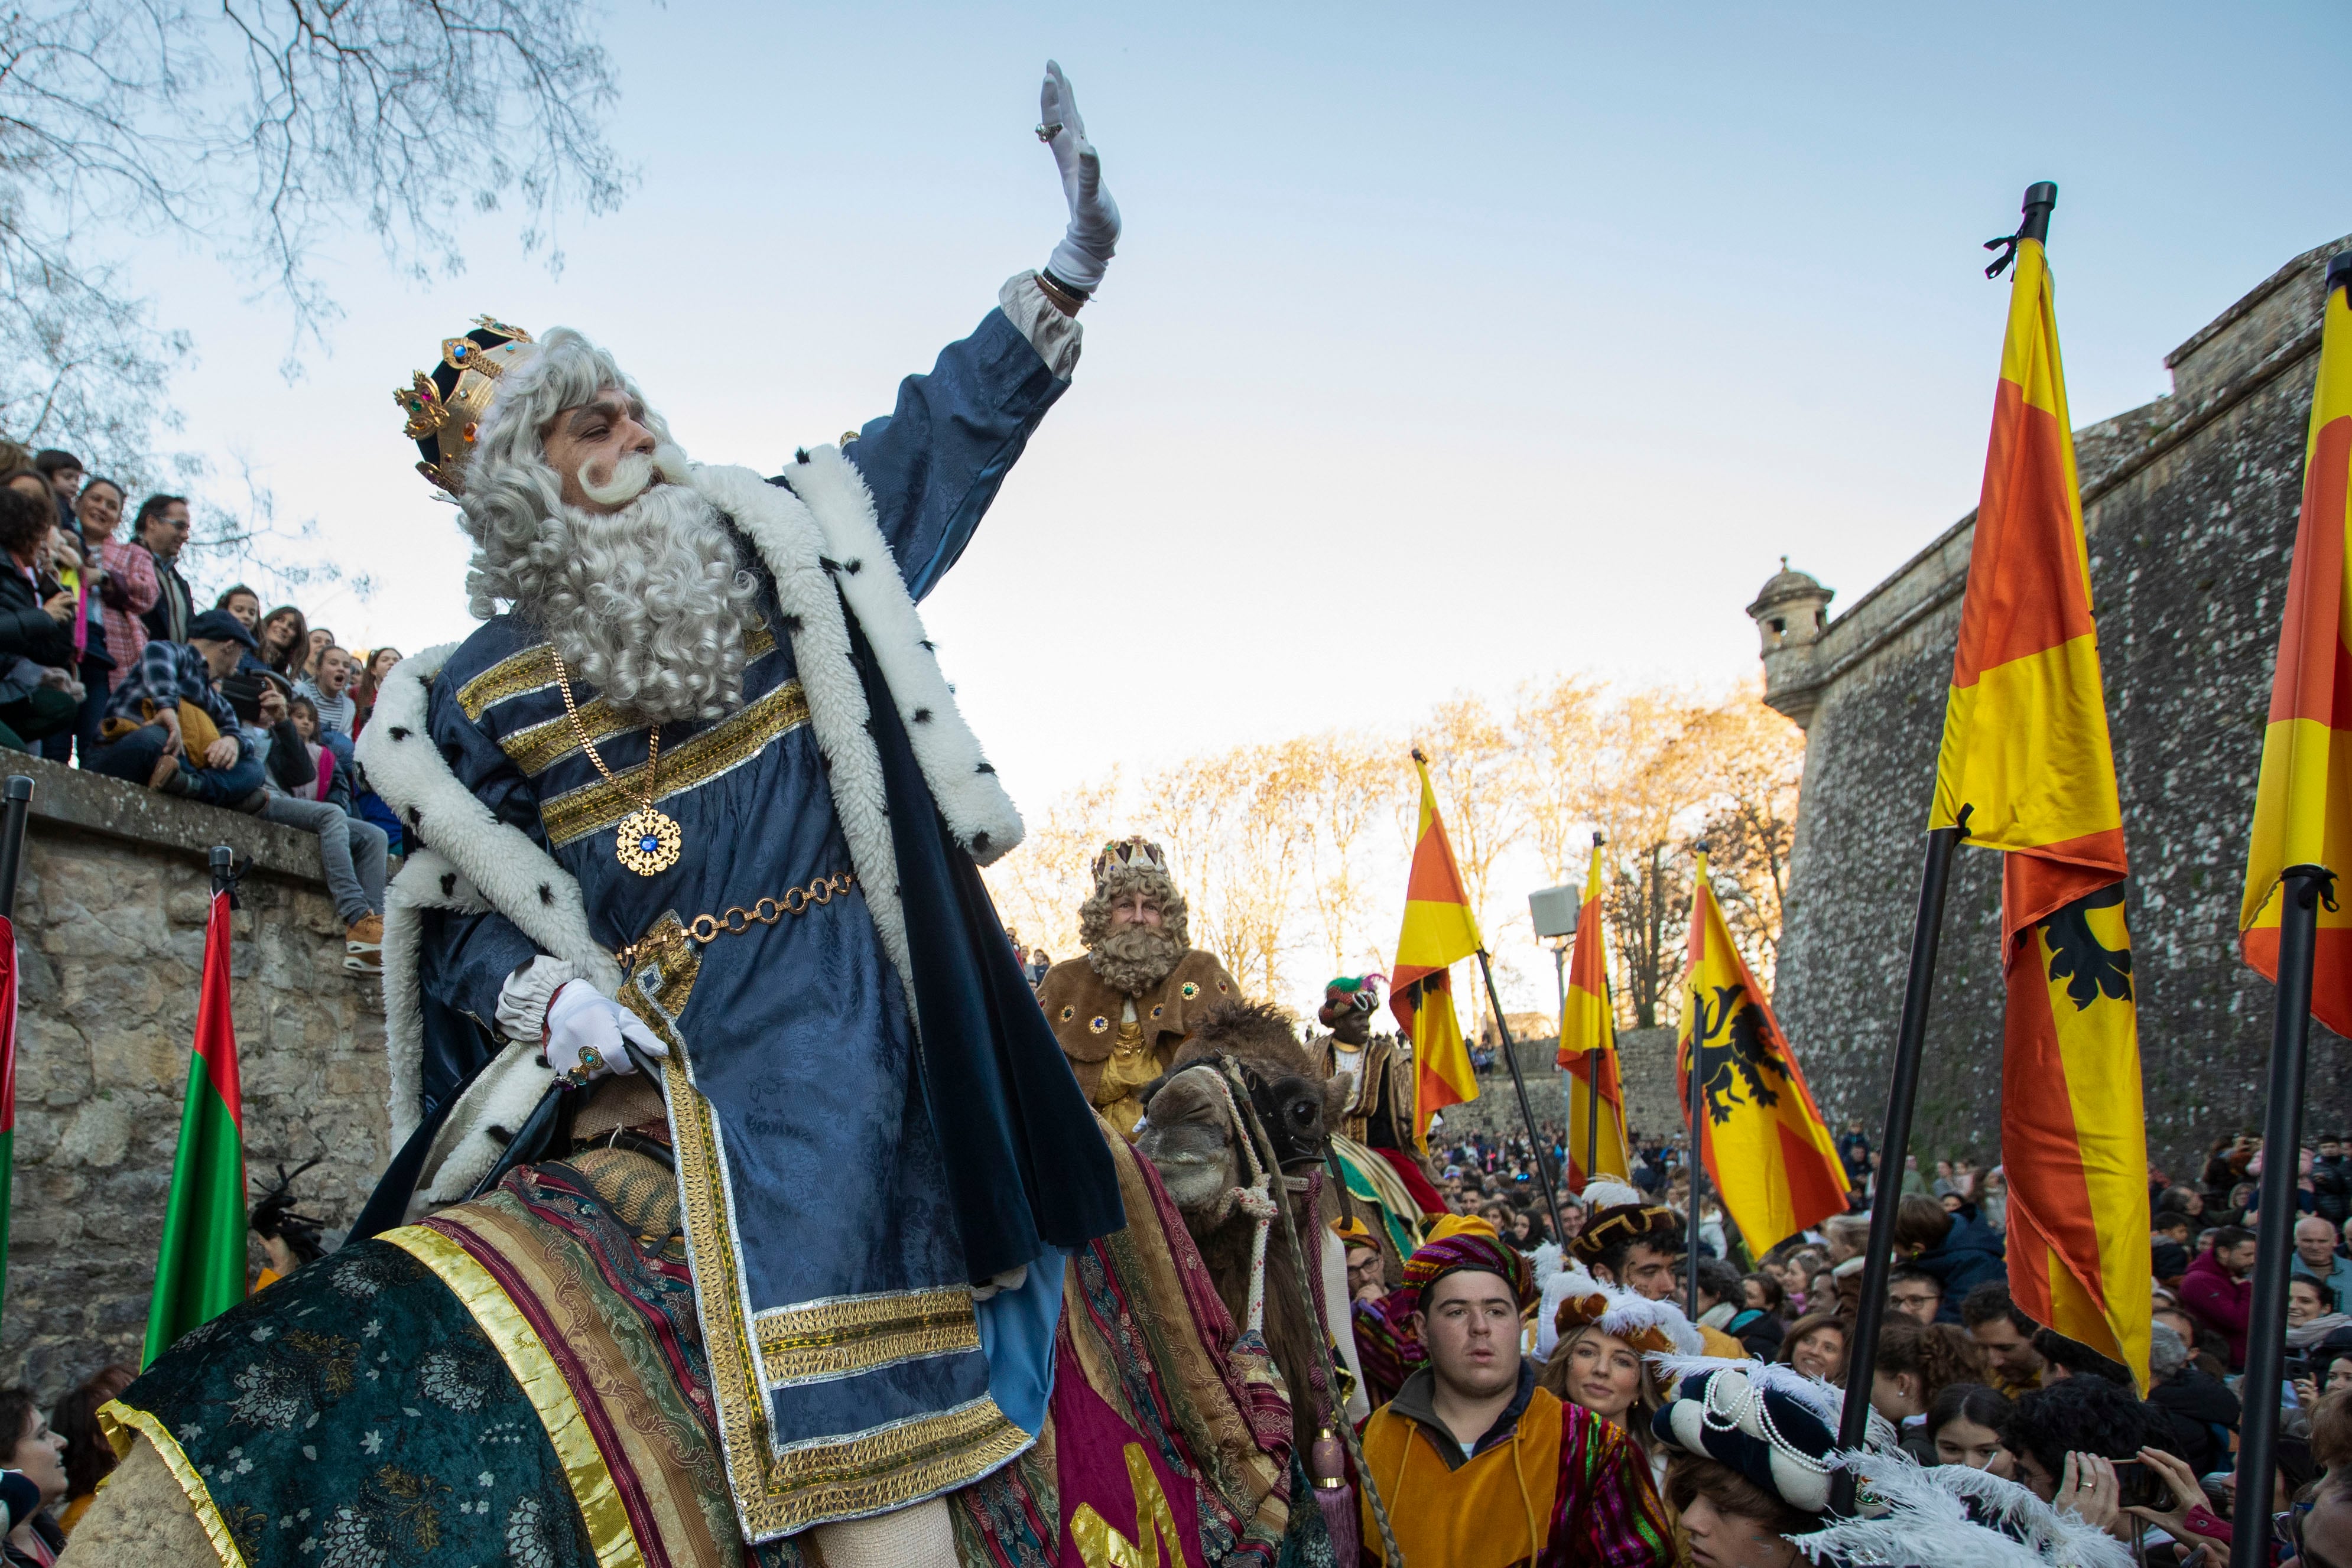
1089, 924, 1187, 996
495, 456, 762, 724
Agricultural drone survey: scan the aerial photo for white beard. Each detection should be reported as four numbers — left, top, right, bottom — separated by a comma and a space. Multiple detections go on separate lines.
511, 469, 762, 725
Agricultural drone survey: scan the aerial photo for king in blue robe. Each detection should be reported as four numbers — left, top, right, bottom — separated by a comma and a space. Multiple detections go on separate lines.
357, 271, 1123, 1544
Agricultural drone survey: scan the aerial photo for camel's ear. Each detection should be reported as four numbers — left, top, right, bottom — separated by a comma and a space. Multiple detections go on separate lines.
1324, 1072, 1354, 1128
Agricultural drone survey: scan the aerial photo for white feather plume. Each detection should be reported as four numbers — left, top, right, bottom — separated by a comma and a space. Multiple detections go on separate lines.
1580, 1180, 1650, 1212
1794, 1450, 2137, 1568
1551, 1267, 1705, 1355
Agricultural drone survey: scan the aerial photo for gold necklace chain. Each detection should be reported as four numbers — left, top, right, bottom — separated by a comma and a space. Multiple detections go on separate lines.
550, 646, 681, 877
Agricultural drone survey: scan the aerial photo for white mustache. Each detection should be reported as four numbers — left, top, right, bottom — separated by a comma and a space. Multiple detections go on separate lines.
578, 442, 692, 507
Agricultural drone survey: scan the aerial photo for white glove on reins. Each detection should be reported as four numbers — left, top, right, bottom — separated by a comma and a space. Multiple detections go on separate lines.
1039, 60, 1119, 294
544, 981, 667, 1082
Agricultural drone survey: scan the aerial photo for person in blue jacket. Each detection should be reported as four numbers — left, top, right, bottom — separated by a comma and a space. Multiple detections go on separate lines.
1898, 1193, 2007, 1323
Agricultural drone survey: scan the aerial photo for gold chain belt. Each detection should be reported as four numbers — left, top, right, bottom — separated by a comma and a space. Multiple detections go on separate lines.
616, 870, 856, 971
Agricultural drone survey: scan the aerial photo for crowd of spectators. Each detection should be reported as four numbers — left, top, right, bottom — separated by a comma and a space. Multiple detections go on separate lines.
1359, 1114, 2351, 1564
0, 445, 407, 977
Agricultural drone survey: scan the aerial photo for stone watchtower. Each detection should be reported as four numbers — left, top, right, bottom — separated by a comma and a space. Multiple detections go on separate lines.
1745, 557, 1835, 728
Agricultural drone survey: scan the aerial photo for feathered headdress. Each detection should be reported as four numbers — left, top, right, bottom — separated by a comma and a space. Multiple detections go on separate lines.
1793, 1449, 2136, 1568
1549, 1266, 1703, 1357
1573, 1178, 1681, 1264
1648, 1359, 1896, 1517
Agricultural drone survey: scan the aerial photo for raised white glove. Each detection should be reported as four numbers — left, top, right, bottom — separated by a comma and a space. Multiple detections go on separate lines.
544, 981, 667, 1081
1039, 60, 1119, 294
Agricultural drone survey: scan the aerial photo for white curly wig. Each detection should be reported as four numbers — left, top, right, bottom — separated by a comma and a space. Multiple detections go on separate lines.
457, 327, 761, 724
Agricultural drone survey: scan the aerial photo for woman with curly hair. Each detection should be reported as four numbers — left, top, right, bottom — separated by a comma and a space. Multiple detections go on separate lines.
1869, 1316, 1990, 1460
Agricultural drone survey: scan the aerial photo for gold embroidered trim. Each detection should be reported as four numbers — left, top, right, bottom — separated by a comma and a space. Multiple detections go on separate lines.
457, 643, 559, 721
96, 1400, 252, 1568
498, 625, 780, 775
662, 1044, 1029, 1536
540, 679, 811, 848
754, 1289, 980, 1386
459, 622, 776, 726
381, 1224, 646, 1568
769, 1394, 1026, 1484
616, 911, 702, 1055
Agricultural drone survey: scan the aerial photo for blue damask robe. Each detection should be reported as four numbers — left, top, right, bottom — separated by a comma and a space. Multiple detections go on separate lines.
394, 294, 1118, 1538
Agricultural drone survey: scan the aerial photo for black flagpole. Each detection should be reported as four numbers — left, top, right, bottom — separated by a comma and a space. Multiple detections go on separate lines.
1687, 965, 1705, 1320
1685, 840, 1714, 1319
2231, 863, 2328, 1568
0, 776, 32, 920
1835, 177, 2057, 1479
1588, 830, 1607, 1190
1833, 823, 1964, 1478
1473, 949, 1570, 1250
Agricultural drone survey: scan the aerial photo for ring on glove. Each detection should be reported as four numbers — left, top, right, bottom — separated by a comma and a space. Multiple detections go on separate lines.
1035, 121, 1064, 142
558, 1043, 608, 1089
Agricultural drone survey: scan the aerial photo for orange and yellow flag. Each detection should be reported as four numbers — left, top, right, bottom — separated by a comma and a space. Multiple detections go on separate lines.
1389, 753, 1482, 1144
1675, 852, 1848, 1254
1558, 843, 1632, 1187
2242, 255, 2352, 1030
1930, 230, 2150, 1387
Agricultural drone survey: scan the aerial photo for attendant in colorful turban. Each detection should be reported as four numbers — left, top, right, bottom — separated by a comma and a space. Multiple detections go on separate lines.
1352, 1213, 1500, 1406
1314, 972, 1450, 1287
1357, 1232, 1673, 1566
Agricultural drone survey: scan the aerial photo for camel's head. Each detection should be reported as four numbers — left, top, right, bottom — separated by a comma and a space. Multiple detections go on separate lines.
1133, 1065, 1243, 1218
1135, 1001, 1346, 1218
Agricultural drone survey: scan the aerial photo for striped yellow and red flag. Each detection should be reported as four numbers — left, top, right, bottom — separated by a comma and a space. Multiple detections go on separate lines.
1675, 851, 1848, 1253
1558, 842, 1632, 1186
2242, 255, 2352, 1029
1389, 752, 1482, 1145
1929, 226, 2150, 1387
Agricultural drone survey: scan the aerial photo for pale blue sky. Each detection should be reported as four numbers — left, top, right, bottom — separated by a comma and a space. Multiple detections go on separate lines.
134, 0, 2350, 822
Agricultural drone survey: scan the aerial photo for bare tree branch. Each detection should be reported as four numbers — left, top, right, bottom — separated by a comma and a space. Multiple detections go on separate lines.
0, 0, 632, 477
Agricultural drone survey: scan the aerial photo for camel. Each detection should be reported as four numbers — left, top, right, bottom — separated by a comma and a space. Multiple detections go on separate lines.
1133, 998, 1360, 1462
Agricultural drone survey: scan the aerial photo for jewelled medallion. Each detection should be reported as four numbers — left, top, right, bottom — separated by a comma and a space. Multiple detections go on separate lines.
616, 805, 683, 876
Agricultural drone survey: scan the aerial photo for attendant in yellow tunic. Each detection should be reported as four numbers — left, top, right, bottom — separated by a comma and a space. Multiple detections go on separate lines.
1357, 1232, 1672, 1567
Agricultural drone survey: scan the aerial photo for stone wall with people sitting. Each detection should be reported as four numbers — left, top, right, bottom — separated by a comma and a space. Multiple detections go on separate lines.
0, 756, 389, 1400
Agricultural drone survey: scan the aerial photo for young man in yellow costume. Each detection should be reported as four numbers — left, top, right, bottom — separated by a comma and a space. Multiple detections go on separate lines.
1357, 1231, 1673, 1566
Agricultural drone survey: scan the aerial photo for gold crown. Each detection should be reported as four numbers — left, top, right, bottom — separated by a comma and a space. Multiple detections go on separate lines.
394, 316, 535, 497
1090, 836, 1167, 886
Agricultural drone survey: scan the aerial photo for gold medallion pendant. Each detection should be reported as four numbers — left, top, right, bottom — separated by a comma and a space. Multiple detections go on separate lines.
550, 646, 679, 880
616, 805, 683, 876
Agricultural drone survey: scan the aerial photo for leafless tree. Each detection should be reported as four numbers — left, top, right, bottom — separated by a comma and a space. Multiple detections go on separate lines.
0, 0, 631, 481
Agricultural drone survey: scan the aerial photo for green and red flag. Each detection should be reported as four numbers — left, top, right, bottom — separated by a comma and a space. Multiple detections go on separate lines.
143, 886, 248, 1366
1928, 230, 2150, 1387
1389, 752, 1482, 1145
0, 913, 18, 1329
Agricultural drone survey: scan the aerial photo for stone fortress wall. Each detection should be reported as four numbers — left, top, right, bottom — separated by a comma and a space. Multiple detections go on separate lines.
0, 757, 389, 1401
1753, 233, 2352, 1178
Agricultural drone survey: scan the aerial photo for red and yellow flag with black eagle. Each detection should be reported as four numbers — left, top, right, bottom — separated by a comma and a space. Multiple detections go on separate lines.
2243, 257, 2352, 1030
1389, 752, 1482, 1146
1675, 851, 1848, 1254
1558, 842, 1632, 1186
1930, 231, 2150, 1387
